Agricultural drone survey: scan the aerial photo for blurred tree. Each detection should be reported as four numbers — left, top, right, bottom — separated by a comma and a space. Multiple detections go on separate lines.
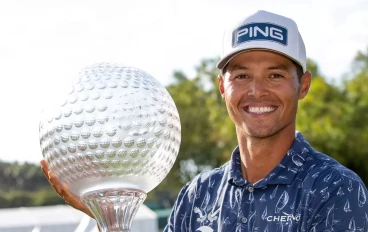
5, 191, 34, 208
32, 188, 65, 206
297, 53, 368, 184
0, 161, 57, 208
0, 194, 10, 208
297, 58, 347, 163
307, 58, 321, 77
352, 48, 368, 74
1, 49, 368, 209
149, 54, 368, 204
296, 75, 348, 164
0, 161, 48, 192
342, 48, 368, 183
148, 58, 238, 203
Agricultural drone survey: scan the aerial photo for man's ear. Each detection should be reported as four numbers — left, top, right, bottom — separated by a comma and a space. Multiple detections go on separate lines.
218, 75, 225, 99
299, 71, 311, 100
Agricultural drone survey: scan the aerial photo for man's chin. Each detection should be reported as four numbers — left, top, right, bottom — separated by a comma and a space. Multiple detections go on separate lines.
248, 132, 275, 139
245, 126, 279, 139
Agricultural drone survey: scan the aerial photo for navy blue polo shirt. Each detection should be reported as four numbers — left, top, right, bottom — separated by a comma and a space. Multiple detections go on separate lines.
164, 132, 368, 231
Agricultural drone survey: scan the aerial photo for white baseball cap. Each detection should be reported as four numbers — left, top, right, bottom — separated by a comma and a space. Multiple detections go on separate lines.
217, 10, 306, 72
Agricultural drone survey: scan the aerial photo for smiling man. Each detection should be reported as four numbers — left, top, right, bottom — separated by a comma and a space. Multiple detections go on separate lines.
164, 10, 368, 231
40, 10, 368, 232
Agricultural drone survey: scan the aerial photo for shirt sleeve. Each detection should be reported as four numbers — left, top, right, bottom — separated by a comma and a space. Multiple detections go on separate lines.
163, 182, 191, 232
308, 176, 368, 231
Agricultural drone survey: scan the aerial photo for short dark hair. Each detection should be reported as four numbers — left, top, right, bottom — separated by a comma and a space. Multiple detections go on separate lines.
221, 60, 305, 83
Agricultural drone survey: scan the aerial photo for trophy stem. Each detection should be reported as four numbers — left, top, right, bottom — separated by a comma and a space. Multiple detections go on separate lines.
81, 189, 147, 232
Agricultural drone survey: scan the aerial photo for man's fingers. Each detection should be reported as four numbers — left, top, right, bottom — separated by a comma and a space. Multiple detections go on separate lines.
40, 160, 49, 180
48, 170, 62, 193
41, 160, 69, 200
61, 183, 94, 218
40, 159, 94, 219
40, 160, 63, 194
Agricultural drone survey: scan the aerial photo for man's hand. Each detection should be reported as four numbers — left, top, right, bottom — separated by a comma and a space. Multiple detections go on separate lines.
40, 160, 94, 219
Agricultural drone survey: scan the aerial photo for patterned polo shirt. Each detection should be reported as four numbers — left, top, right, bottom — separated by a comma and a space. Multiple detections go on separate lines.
164, 132, 368, 232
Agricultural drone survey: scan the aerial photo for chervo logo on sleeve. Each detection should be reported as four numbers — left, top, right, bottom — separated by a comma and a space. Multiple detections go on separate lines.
232, 23, 288, 47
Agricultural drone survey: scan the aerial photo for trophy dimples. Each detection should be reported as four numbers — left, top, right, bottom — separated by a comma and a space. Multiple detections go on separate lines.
39, 63, 181, 232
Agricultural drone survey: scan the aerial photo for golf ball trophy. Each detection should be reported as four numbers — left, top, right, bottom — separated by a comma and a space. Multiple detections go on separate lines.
39, 63, 181, 232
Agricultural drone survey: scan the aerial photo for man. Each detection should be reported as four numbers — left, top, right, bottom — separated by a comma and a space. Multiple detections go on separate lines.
162, 10, 368, 231
41, 10, 368, 231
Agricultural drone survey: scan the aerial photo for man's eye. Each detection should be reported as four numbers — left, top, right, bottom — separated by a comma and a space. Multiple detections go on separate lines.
270, 74, 284, 79
235, 74, 249, 79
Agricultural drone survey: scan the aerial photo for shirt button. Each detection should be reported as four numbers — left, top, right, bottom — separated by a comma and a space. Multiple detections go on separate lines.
248, 186, 254, 192
241, 217, 248, 223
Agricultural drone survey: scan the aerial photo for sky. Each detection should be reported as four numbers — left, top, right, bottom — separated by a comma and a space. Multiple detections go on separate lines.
0, 0, 367, 164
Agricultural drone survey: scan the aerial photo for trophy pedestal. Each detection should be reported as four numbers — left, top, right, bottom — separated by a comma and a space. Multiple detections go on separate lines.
81, 189, 147, 232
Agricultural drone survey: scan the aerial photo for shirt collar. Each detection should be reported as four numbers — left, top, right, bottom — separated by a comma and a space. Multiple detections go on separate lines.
228, 146, 247, 187
228, 131, 311, 187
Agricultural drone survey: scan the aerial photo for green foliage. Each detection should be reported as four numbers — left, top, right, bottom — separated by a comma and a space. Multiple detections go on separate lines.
0, 161, 47, 191
0, 189, 64, 209
32, 188, 65, 206
342, 50, 368, 182
0, 161, 65, 208
306, 58, 321, 77
297, 76, 349, 164
1, 48, 368, 209
149, 58, 237, 203
297, 52, 368, 184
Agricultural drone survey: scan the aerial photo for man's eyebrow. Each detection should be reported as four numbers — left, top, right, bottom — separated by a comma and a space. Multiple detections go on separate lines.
230, 65, 249, 72
268, 65, 289, 72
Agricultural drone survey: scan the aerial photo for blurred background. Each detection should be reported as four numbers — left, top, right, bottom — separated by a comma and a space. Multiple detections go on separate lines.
1, 0, 368, 231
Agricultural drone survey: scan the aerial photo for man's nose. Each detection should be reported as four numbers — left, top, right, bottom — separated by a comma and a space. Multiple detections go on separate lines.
247, 78, 269, 98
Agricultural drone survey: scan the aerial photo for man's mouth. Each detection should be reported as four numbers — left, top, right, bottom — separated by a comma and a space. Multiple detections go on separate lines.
245, 106, 277, 114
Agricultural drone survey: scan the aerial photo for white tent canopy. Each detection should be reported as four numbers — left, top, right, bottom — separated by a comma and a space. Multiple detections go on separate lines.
0, 205, 158, 232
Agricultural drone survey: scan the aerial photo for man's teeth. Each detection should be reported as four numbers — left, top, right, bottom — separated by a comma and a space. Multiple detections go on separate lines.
248, 107, 276, 114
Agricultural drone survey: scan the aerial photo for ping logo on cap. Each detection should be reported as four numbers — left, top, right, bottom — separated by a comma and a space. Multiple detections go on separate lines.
232, 23, 288, 47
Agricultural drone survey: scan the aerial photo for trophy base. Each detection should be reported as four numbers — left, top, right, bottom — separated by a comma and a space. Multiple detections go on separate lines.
81, 188, 147, 232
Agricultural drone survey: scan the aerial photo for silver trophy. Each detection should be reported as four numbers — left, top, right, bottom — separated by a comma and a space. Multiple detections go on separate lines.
39, 63, 181, 232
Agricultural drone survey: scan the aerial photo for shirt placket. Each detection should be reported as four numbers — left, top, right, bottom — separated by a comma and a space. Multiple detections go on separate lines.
236, 184, 256, 231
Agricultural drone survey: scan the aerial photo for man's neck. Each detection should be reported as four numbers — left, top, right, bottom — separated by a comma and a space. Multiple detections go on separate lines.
236, 127, 296, 184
